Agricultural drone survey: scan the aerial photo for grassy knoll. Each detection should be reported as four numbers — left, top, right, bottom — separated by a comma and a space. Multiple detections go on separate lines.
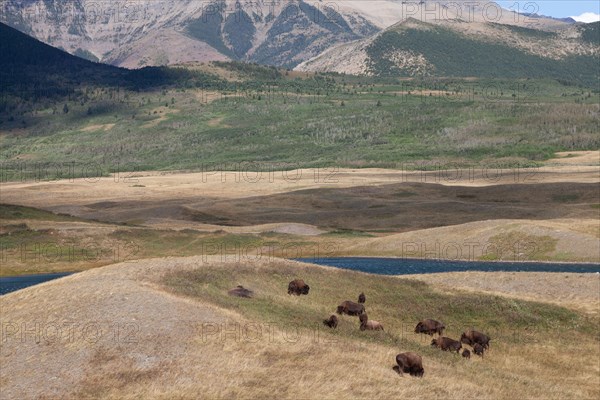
161, 259, 600, 399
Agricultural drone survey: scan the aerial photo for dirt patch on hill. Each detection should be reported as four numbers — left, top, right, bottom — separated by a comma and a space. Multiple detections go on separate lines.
81, 124, 115, 132
546, 150, 599, 166
207, 116, 229, 127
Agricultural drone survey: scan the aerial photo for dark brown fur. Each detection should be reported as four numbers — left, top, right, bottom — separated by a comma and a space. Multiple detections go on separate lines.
414, 319, 445, 336
358, 292, 366, 303
323, 315, 338, 328
460, 329, 491, 349
336, 300, 365, 316
473, 343, 485, 358
431, 337, 462, 353
394, 352, 424, 377
287, 279, 310, 296
462, 349, 471, 359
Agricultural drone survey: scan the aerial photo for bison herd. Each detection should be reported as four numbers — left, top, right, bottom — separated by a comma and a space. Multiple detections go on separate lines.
233, 278, 493, 378
292, 279, 492, 378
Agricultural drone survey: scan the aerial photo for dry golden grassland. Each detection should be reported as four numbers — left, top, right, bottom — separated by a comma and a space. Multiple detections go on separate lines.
0, 154, 598, 398
1, 155, 599, 276
1, 257, 598, 399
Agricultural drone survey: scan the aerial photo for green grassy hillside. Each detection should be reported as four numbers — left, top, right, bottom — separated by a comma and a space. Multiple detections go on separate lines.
366, 23, 599, 87
1, 22, 598, 179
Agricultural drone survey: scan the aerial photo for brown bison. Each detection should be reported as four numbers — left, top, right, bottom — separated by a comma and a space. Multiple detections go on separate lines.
359, 313, 383, 331
287, 279, 310, 296
393, 352, 424, 377
336, 300, 365, 316
414, 319, 445, 336
460, 329, 491, 350
462, 349, 471, 359
358, 292, 366, 303
431, 337, 462, 353
473, 343, 485, 358
323, 315, 338, 329
227, 285, 253, 298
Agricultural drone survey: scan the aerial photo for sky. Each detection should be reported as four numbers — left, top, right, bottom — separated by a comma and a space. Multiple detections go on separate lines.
496, 1, 600, 22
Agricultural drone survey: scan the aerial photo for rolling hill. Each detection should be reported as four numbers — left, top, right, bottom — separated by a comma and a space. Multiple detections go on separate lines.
296, 19, 600, 86
1, 255, 598, 398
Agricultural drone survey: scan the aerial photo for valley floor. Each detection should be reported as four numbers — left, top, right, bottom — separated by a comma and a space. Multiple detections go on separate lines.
0, 153, 598, 398
1, 152, 599, 277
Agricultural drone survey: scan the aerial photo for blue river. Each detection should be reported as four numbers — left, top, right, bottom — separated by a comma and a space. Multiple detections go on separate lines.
295, 257, 600, 275
0, 272, 73, 296
2, 259, 599, 296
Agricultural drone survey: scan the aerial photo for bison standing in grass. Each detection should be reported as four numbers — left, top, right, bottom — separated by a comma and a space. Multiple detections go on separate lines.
323, 315, 338, 329
393, 352, 424, 377
473, 343, 485, 358
358, 292, 366, 303
336, 300, 365, 316
287, 279, 310, 296
460, 329, 491, 350
359, 313, 383, 331
414, 319, 445, 336
431, 337, 462, 353
462, 349, 471, 359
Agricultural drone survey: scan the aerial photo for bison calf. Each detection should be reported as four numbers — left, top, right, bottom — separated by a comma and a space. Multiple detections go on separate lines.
323, 315, 338, 329
414, 319, 445, 336
431, 337, 462, 353
287, 279, 309, 296
394, 352, 424, 377
359, 313, 383, 331
473, 343, 485, 358
358, 292, 366, 303
336, 300, 365, 316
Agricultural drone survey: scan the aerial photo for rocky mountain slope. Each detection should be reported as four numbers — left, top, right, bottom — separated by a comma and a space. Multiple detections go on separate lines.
0, 1, 578, 69
296, 18, 599, 85
1, 0, 380, 68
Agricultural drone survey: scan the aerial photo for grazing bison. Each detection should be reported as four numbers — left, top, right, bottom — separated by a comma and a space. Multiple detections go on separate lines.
462, 349, 471, 359
460, 329, 491, 350
227, 285, 253, 298
323, 315, 338, 329
393, 352, 424, 377
358, 292, 366, 303
336, 300, 365, 316
473, 343, 485, 358
287, 279, 310, 296
414, 319, 445, 336
359, 313, 383, 331
431, 337, 462, 353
